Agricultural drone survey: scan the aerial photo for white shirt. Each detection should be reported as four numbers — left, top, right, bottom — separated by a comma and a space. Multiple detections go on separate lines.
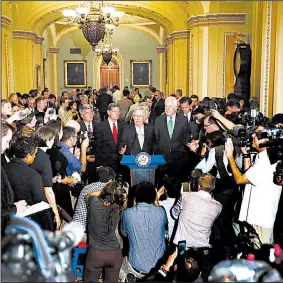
108, 118, 118, 133
113, 90, 121, 103
184, 112, 192, 122
135, 124, 145, 150
84, 121, 93, 132
239, 150, 282, 228
195, 147, 242, 178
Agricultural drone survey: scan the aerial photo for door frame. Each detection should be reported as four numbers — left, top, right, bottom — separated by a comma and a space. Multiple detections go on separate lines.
100, 65, 120, 89
93, 54, 124, 90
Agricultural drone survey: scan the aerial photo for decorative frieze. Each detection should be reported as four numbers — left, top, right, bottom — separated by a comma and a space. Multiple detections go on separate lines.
171, 30, 190, 40
156, 45, 166, 53
1, 16, 12, 29
49, 47, 60, 54
187, 13, 246, 29
12, 30, 44, 44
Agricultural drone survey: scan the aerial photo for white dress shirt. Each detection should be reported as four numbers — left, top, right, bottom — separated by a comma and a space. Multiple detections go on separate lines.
108, 118, 118, 133
84, 121, 93, 132
113, 90, 121, 103
166, 114, 176, 129
135, 124, 145, 150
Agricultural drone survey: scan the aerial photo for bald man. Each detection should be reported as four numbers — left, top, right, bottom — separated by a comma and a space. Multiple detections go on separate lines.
154, 97, 190, 184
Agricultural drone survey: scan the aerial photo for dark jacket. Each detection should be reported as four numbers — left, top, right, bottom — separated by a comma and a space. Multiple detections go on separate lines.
1, 167, 16, 236
118, 123, 156, 155
97, 93, 112, 113
94, 120, 125, 171
154, 98, 165, 117
3, 158, 47, 205
154, 113, 190, 164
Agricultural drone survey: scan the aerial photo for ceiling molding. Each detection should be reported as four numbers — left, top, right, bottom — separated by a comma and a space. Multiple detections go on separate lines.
187, 13, 246, 29
12, 30, 44, 44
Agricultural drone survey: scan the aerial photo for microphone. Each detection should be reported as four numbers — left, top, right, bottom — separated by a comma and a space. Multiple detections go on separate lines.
44, 221, 84, 251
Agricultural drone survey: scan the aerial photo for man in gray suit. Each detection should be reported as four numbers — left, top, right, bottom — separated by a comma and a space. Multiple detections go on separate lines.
117, 89, 133, 121
154, 96, 190, 183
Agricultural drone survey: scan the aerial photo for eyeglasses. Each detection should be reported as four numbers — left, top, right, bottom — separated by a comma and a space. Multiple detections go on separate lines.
133, 115, 144, 118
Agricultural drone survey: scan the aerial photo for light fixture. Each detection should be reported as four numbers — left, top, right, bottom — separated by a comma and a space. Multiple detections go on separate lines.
95, 29, 119, 65
62, 1, 124, 50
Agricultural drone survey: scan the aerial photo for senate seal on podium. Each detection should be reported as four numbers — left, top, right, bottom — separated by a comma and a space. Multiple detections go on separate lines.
135, 152, 151, 168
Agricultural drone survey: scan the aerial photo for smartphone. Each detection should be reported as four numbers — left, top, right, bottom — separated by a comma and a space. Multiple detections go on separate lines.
178, 240, 186, 255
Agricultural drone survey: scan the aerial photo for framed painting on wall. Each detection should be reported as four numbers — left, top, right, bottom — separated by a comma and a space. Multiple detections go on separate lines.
64, 60, 87, 88
130, 60, 152, 87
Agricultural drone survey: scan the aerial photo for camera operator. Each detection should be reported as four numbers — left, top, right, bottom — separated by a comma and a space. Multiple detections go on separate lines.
79, 104, 96, 184
225, 134, 282, 245
139, 248, 203, 282
57, 126, 89, 215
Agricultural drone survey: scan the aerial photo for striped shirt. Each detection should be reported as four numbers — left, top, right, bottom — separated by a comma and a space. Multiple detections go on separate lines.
73, 182, 106, 232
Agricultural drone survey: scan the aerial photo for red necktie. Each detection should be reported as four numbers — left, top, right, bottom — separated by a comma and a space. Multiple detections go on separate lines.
87, 124, 91, 132
113, 123, 118, 143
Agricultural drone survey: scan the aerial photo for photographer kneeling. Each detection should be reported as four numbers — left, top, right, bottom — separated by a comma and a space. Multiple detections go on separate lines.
139, 247, 203, 282
225, 134, 282, 246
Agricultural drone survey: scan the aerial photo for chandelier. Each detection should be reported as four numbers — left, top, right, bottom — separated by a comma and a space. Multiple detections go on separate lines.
62, 1, 124, 50
95, 29, 119, 65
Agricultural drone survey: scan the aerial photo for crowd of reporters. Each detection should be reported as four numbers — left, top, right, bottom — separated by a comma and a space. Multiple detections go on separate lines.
1, 86, 283, 282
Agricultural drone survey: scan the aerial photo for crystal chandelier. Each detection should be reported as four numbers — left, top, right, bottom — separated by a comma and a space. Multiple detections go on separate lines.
95, 29, 119, 65
62, 1, 124, 50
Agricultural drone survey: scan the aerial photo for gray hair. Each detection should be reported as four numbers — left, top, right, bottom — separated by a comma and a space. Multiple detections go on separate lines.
80, 94, 88, 102
79, 104, 93, 115
165, 96, 178, 108
133, 107, 146, 117
107, 103, 120, 111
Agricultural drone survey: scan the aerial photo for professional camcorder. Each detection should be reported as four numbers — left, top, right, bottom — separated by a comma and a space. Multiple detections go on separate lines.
1, 215, 84, 282
77, 131, 95, 147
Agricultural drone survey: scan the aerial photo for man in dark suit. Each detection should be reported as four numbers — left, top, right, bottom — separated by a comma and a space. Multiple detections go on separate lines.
154, 96, 190, 184
96, 87, 112, 121
153, 90, 165, 117
78, 104, 96, 184
94, 103, 125, 173
118, 107, 156, 156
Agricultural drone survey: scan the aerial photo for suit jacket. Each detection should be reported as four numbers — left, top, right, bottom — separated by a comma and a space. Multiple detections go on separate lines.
118, 123, 156, 156
154, 98, 165, 117
79, 120, 96, 133
94, 120, 125, 171
97, 93, 112, 113
148, 109, 157, 125
154, 113, 190, 164
118, 98, 133, 121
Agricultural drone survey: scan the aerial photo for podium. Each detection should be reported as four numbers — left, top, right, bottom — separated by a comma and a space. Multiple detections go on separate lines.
120, 153, 166, 186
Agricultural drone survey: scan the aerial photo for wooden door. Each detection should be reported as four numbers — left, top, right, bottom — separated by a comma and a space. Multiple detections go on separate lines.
100, 66, 119, 89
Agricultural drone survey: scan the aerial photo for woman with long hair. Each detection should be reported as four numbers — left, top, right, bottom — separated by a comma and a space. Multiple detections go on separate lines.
84, 181, 126, 283
45, 119, 77, 216
67, 101, 81, 122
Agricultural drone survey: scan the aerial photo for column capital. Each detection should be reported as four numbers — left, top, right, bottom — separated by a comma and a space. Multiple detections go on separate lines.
49, 47, 60, 54
187, 13, 246, 29
2, 16, 12, 28
156, 45, 167, 53
35, 36, 44, 45
171, 30, 190, 40
165, 36, 173, 44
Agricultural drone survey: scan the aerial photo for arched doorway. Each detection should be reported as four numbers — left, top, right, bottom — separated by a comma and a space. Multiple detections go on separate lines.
100, 58, 120, 89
